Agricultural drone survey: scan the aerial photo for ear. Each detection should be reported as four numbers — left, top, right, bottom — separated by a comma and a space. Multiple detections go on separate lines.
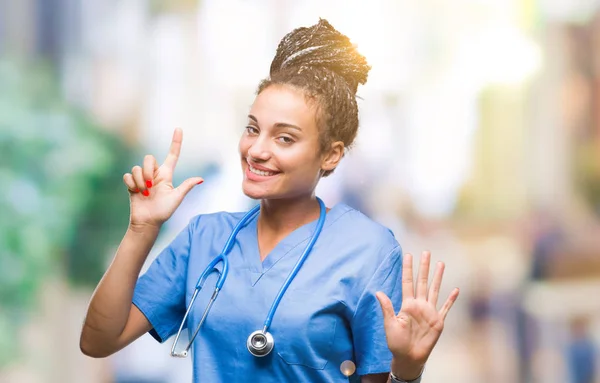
320, 141, 345, 173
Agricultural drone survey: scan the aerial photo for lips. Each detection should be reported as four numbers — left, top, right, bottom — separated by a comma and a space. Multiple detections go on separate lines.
245, 160, 280, 180
249, 165, 277, 176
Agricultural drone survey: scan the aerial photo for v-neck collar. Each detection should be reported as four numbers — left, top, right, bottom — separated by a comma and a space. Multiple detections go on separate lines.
238, 202, 350, 286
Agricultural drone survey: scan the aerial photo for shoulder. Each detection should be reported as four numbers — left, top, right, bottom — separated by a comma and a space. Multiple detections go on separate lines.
186, 210, 249, 234
327, 203, 402, 265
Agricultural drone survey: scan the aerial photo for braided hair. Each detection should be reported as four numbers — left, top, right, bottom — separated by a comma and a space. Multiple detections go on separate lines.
257, 18, 371, 176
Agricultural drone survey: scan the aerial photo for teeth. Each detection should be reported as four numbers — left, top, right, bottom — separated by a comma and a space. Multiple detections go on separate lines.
249, 165, 276, 177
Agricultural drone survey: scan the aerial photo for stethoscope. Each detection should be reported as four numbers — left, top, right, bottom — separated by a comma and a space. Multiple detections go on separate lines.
170, 197, 326, 358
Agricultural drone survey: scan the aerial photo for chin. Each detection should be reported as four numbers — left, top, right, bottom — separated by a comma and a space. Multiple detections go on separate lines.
241, 182, 271, 200
242, 181, 295, 201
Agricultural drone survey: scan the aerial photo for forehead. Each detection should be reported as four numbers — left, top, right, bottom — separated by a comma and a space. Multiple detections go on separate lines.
250, 85, 317, 129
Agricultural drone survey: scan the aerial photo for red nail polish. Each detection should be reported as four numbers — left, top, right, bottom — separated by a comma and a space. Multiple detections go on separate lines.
133, 188, 139, 193
146, 180, 153, 188
142, 189, 149, 196
197, 180, 204, 185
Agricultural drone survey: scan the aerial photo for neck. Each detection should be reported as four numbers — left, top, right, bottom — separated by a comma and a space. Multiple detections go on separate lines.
258, 195, 322, 236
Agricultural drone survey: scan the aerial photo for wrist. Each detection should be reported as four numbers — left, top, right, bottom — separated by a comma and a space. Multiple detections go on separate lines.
128, 221, 162, 235
390, 358, 424, 382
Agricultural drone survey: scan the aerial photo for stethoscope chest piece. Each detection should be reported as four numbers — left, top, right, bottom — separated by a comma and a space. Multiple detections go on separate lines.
247, 330, 274, 357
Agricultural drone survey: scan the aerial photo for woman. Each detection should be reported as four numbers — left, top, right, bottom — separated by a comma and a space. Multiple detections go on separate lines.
80, 19, 459, 383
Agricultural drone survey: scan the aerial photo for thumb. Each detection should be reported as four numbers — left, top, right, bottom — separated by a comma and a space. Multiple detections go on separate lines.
376, 291, 397, 321
176, 177, 204, 197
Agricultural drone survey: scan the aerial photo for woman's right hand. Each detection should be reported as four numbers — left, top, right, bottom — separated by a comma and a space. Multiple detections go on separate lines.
123, 128, 203, 230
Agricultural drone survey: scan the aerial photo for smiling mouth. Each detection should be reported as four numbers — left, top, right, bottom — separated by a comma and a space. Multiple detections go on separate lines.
248, 164, 278, 177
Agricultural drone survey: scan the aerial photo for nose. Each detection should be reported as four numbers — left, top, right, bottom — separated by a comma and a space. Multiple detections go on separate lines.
247, 135, 272, 162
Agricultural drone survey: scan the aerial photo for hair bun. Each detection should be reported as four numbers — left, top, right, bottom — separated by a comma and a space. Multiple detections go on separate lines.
269, 18, 370, 94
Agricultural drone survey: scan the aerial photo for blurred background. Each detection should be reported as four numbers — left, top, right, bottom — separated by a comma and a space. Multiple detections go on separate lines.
1, 0, 599, 382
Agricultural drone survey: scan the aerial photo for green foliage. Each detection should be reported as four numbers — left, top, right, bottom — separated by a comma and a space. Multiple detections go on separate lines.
0, 59, 132, 365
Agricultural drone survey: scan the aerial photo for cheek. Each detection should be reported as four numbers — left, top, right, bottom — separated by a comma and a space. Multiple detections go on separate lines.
238, 136, 248, 154
283, 150, 321, 177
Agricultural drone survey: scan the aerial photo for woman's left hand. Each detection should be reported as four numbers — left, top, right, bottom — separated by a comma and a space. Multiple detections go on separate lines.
376, 251, 459, 378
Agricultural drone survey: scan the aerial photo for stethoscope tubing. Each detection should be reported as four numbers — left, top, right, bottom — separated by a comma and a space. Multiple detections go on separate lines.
170, 198, 325, 358
263, 198, 325, 330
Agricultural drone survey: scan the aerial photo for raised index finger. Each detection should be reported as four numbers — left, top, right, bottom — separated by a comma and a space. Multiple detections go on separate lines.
163, 128, 183, 170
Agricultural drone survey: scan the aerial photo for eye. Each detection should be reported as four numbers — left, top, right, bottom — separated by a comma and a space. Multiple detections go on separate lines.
245, 126, 259, 135
277, 136, 295, 144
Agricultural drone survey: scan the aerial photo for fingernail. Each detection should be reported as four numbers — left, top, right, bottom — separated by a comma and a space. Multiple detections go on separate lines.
197, 180, 204, 185
146, 180, 153, 188
142, 189, 150, 196
133, 188, 139, 193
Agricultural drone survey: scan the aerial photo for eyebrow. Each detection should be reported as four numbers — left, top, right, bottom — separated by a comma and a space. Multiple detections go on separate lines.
248, 114, 302, 132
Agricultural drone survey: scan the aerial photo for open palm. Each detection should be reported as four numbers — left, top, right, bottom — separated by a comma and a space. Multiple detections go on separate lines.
376, 251, 459, 370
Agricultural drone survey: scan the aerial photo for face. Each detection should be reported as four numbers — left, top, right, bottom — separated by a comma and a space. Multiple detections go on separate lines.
239, 84, 342, 200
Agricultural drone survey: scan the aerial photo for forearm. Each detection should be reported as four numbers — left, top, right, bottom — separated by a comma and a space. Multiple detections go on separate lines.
80, 225, 160, 353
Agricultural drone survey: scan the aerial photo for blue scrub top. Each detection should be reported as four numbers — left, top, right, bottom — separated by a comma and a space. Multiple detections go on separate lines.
133, 203, 403, 382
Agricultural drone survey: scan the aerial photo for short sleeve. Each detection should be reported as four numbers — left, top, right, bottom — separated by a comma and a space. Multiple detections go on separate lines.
132, 219, 196, 343
351, 245, 403, 376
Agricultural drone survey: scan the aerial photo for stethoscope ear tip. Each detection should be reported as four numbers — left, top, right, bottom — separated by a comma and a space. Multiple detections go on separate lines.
170, 350, 189, 358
